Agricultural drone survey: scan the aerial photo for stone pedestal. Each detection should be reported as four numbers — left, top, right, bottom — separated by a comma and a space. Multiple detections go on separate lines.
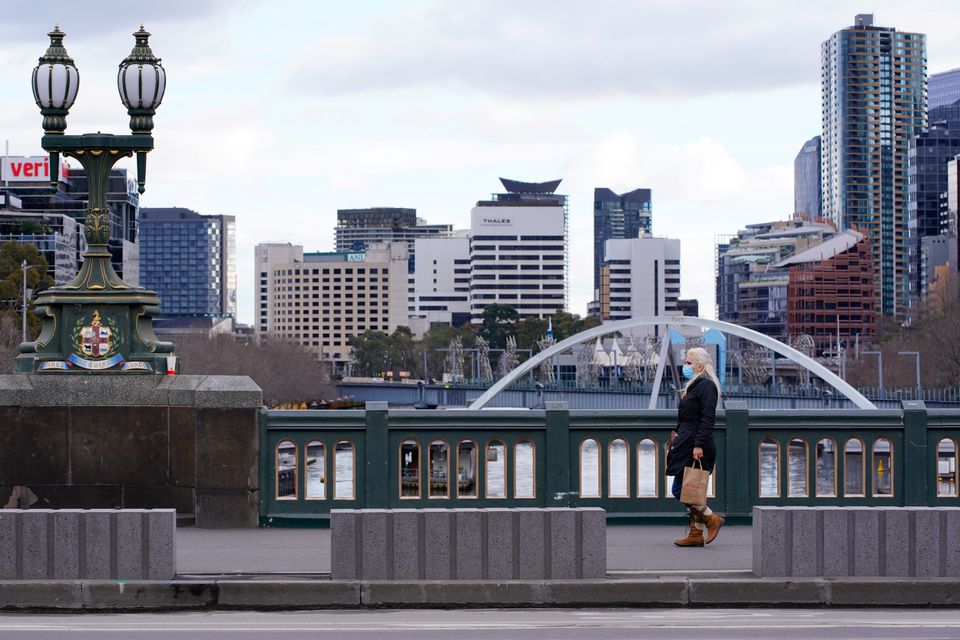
0, 375, 262, 528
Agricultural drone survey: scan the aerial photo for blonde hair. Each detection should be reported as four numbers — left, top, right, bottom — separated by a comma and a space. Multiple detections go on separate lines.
681, 347, 722, 400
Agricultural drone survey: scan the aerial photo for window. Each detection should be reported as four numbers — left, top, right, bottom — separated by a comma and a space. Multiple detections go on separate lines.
276, 440, 297, 500
817, 438, 837, 498
608, 439, 629, 498
400, 439, 420, 498
334, 441, 355, 500
636, 439, 657, 497
486, 440, 506, 498
305, 441, 325, 500
872, 437, 893, 497
429, 439, 449, 498
787, 438, 808, 497
457, 440, 478, 498
937, 438, 958, 497
514, 440, 535, 499
843, 438, 865, 497
580, 439, 601, 498
759, 437, 780, 498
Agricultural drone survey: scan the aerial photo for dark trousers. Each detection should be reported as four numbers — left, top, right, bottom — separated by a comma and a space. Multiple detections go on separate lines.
672, 474, 682, 500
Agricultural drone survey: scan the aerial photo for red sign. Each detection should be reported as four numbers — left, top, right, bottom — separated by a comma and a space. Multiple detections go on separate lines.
1, 156, 70, 182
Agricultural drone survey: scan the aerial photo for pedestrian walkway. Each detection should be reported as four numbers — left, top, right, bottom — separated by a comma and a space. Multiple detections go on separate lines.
175, 525, 752, 576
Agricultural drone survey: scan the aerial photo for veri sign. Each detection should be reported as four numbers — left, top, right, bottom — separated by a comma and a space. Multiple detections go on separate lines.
1, 156, 70, 182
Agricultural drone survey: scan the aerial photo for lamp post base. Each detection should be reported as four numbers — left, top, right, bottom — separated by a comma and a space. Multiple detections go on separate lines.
15, 253, 177, 375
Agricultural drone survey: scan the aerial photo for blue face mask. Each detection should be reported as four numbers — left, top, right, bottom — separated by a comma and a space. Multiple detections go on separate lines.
682, 364, 695, 380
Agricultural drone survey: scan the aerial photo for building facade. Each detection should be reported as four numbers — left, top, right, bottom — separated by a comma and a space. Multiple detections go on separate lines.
599, 235, 680, 335
139, 207, 237, 319
593, 187, 652, 294
254, 242, 408, 372
410, 235, 471, 328
907, 101, 960, 299
930, 67, 960, 110
716, 218, 836, 340
821, 14, 927, 320
794, 136, 822, 218
783, 230, 877, 353
469, 179, 567, 322
0, 155, 139, 285
335, 207, 452, 271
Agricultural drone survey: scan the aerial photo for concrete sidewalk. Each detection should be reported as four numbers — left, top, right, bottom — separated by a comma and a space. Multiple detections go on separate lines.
175, 525, 753, 576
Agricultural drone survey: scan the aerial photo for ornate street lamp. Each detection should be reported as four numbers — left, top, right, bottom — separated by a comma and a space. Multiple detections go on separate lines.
16, 26, 176, 374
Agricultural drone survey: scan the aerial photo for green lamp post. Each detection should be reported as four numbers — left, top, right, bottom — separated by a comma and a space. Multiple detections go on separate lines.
16, 25, 177, 374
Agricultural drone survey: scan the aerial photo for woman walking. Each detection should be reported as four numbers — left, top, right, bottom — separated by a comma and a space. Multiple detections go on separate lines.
666, 347, 724, 547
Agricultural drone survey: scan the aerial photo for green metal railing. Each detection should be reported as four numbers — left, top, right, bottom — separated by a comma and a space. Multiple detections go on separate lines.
259, 400, 960, 527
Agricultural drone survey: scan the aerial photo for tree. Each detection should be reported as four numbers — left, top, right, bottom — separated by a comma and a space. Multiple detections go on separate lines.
0, 241, 54, 341
0, 313, 19, 374
175, 333, 333, 405
348, 330, 392, 377
478, 304, 518, 350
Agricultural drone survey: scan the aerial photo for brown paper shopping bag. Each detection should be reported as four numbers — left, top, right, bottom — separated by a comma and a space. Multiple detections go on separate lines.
679, 460, 709, 506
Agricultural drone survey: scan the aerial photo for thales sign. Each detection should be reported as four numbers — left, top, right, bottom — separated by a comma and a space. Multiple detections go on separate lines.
480, 217, 512, 225
1, 156, 70, 183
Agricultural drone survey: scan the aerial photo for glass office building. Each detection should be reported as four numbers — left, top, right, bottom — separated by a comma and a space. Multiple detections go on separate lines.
593, 187, 652, 294
139, 208, 237, 318
907, 100, 960, 298
930, 68, 960, 110
821, 14, 927, 320
794, 136, 821, 218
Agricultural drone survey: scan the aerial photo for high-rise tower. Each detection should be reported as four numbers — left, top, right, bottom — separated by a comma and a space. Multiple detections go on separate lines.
592, 187, 652, 295
821, 14, 927, 319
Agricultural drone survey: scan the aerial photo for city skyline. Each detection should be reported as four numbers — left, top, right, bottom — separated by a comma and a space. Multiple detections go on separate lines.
2, 3, 960, 325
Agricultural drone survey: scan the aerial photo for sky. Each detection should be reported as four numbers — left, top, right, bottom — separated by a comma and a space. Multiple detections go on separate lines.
2, 1, 960, 326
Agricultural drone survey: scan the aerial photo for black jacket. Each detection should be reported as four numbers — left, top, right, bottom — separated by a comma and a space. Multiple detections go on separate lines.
665, 376, 719, 475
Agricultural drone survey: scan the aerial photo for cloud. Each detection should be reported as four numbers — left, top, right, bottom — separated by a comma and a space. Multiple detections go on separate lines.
284, 0, 829, 100
0, 1, 244, 43
560, 131, 793, 316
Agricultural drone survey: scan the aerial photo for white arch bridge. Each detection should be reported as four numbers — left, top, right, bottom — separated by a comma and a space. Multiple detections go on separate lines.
467, 315, 876, 410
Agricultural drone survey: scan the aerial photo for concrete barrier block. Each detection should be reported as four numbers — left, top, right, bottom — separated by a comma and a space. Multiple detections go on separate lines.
690, 578, 827, 605
485, 509, 514, 580
945, 509, 960, 576
84, 510, 112, 580
913, 508, 942, 577
0, 512, 16, 579
392, 510, 420, 580
547, 579, 685, 605
821, 508, 851, 576
218, 580, 361, 608
518, 509, 546, 579
115, 510, 144, 579
146, 510, 176, 580
881, 508, 910, 577
548, 509, 576, 579
0, 581, 83, 610
360, 510, 389, 580
853, 509, 880, 576
791, 508, 818, 577
422, 510, 450, 580
580, 508, 606, 579
454, 510, 482, 579
361, 581, 547, 607
82, 581, 217, 610
20, 510, 49, 579
330, 510, 358, 580
827, 578, 960, 606
752, 507, 789, 577
52, 511, 80, 579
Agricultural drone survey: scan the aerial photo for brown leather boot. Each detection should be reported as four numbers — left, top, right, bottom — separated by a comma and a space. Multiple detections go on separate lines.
701, 512, 725, 544
673, 515, 704, 547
